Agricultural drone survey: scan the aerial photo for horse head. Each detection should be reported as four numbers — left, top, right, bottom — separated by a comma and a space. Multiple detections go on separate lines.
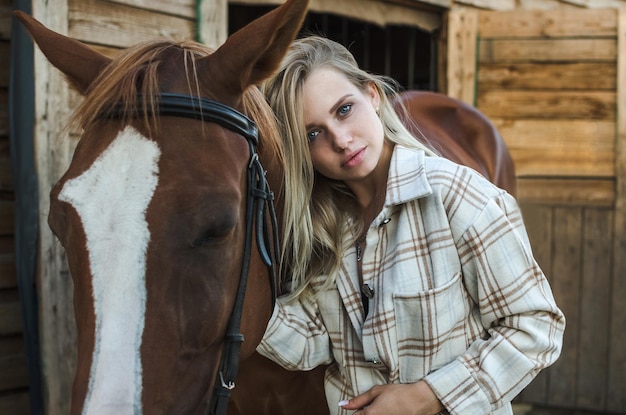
15, 0, 308, 413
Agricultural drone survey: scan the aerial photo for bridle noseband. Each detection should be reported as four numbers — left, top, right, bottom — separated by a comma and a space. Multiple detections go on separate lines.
110, 92, 280, 415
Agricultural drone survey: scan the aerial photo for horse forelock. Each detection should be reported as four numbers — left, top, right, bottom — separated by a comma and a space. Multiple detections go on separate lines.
70, 39, 215, 134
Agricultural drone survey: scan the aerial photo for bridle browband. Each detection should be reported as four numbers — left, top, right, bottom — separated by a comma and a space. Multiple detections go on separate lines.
110, 92, 280, 415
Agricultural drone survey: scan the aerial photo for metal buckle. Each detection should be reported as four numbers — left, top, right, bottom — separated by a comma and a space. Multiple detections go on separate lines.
219, 371, 236, 390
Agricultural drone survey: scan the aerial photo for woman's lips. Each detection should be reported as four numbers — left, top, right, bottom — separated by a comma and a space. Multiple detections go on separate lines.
342, 147, 365, 168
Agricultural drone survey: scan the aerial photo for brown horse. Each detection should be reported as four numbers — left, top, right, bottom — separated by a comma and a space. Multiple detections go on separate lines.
15, 0, 515, 413
15, 1, 326, 414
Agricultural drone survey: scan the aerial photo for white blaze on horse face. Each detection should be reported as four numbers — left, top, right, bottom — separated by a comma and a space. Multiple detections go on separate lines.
58, 126, 160, 415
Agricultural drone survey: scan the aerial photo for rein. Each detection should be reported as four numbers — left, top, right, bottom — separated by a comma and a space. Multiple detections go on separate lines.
110, 92, 280, 415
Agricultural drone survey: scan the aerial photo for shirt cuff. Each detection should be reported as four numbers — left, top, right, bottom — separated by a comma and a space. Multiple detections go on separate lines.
423, 359, 491, 415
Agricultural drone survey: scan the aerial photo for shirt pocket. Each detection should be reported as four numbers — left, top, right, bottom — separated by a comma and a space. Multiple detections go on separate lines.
393, 272, 470, 383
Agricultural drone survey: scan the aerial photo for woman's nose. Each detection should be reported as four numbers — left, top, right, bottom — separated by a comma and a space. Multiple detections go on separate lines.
329, 127, 351, 151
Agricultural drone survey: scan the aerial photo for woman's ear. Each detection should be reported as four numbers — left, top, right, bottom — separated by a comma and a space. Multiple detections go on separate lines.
367, 82, 381, 112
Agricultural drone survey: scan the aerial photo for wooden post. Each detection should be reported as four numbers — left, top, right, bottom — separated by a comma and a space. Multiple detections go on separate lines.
445, 8, 477, 105
31, 0, 77, 414
609, 8, 626, 413
199, 0, 228, 49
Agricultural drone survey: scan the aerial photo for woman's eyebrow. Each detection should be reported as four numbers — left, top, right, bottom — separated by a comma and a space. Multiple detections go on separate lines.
329, 94, 353, 115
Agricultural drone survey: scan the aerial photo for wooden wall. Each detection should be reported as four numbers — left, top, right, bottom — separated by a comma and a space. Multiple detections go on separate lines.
0, 0, 31, 413
448, 6, 626, 413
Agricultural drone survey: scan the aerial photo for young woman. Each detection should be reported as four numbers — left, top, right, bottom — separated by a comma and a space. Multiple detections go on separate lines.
257, 36, 565, 415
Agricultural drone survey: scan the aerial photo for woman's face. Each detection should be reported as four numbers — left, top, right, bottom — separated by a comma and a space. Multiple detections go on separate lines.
302, 67, 386, 187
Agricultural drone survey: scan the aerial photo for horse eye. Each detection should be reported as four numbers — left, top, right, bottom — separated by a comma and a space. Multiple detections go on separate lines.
190, 220, 235, 248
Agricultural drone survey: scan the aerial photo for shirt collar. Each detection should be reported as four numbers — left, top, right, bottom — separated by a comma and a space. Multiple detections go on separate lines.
385, 145, 433, 206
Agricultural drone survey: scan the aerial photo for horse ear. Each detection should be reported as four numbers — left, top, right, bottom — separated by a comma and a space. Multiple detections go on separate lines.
13, 11, 112, 95
204, 0, 309, 93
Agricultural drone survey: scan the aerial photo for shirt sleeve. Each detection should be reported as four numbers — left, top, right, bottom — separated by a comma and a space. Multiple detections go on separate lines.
423, 192, 566, 414
256, 292, 333, 371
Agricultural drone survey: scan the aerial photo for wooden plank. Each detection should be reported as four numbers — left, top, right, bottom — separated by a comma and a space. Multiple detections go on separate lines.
0, 88, 9, 137
0, 336, 29, 391
0, 0, 11, 40
0, 41, 8, 86
515, 203, 553, 405
479, 38, 617, 64
446, 8, 478, 104
69, 0, 195, 48
0, 89, 6, 136
547, 207, 582, 407
492, 119, 615, 178
478, 8, 617, 38
0, 200, 14, 236
517, 178, 615, 206
0, 391, 30, 415
478, 90, 616, 120
0, 290, 23, 336
110, 0, 195, 19
0, 253, 16, 289
576, 208, 612, 410
608, 8, 626, 413
0, 137, 11, 192
477, 62, 616, 91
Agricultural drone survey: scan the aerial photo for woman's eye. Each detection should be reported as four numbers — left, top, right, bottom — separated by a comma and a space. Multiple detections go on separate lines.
338, 103, 352, 117
307, 130, 320, 142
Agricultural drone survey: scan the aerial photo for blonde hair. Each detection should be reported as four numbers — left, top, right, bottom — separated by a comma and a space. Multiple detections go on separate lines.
263, 36, 436, 300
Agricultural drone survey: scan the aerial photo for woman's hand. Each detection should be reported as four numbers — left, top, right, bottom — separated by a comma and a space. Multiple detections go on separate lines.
338, 380, 445, 415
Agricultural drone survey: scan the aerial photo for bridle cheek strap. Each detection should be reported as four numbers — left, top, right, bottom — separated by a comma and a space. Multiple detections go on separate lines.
110, 93, 279, 415
208, 140, 279, 415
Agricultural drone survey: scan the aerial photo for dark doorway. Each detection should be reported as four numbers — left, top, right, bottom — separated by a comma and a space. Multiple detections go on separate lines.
228, 5, 437, 91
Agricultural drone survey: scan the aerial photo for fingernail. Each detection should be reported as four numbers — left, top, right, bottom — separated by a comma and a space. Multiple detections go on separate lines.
338, 400, 349, 406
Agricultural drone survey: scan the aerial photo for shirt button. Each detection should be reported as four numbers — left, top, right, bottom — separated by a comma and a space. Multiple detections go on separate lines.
361, 283, 374, 298
365, 358, 387, 371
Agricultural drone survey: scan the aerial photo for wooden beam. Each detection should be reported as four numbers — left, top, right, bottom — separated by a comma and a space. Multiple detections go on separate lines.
384, 0, 451, 10
231, 0, 442, 31
454, 0, 515, 10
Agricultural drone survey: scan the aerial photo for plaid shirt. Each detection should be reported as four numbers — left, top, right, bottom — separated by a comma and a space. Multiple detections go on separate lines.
258, 146, 565, 415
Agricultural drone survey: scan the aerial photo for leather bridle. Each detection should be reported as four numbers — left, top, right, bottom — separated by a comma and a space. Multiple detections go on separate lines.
109, 92, 280, 415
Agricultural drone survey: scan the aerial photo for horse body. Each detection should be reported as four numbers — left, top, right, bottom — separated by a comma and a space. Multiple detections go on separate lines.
395, 90, 517, 195
16, 1, 515, 413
